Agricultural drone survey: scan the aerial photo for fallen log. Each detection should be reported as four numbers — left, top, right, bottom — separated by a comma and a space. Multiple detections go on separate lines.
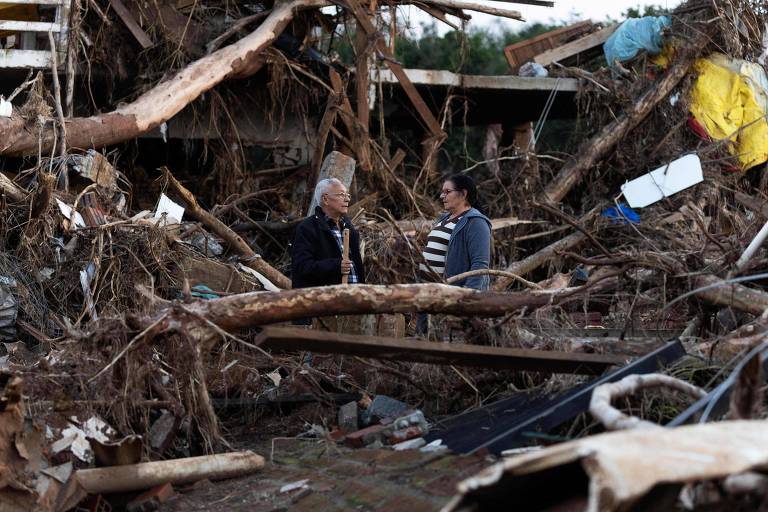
163, 168, 291, 289
173, 279, 619, 331
494, 231, 587, 290
74, 451, 265, 494
693, 274, 768, 315
0, 0, 328, 156
538, 30, 709, 204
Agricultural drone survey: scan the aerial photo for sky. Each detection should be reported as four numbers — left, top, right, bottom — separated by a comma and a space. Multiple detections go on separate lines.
398, 0, 684, 35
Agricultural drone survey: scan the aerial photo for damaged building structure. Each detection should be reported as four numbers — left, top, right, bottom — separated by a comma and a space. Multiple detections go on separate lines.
0, 0, 768, 510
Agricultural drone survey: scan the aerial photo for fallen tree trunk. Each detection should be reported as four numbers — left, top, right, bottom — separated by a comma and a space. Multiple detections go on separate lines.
172, 279, 619, 331
693, 274, 768, 315
75, 451, 265, 493
494, 231, 587, 290
0, 0, 328, 156
538, 32, 708, 204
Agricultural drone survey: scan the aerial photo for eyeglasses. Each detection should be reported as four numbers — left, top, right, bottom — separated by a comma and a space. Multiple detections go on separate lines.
439, 189, 458, 197
327, 192, 351, 200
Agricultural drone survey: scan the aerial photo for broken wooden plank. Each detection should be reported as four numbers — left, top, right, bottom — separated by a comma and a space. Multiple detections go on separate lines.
109, 0, 153, 49
413, 3, 460, 30
355, 10, 372, 171
345, 0, 444, 138
417, 0, 523, 20
534, 24, 618, 67
0, 49, 52, 68
503, 20, 593, 70
0, 0, 62, 4
255, 326, 626, 375
0, 20, 59, 32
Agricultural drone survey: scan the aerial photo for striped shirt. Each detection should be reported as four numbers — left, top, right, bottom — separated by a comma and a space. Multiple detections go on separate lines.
419, 215, 462, 279
327, 217, 359, 284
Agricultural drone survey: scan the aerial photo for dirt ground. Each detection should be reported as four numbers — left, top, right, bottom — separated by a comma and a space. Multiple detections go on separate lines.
160, 438, 491, 511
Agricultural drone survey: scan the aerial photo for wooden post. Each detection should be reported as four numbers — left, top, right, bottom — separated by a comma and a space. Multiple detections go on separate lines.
342, 228, 350, 284
355, 16, 372, 171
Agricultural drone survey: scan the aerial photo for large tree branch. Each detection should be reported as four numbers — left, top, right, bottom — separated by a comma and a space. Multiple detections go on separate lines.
171, 280, 619, 331
0, 0, 329, 156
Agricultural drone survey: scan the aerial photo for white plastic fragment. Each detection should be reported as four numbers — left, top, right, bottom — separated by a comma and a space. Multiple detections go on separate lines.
280, 479, 310, 493
621, 153, 703, 208
55, 199, 86, 228
393, 437, 426, 451
238, 263, 280, 292
52, 416, 116, 463
0, 98, 11, 117
420, 439, 447, 453
154, 193, 184, 224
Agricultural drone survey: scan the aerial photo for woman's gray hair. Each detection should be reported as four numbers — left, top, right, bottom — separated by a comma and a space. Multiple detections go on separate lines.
313, 178, 343, 210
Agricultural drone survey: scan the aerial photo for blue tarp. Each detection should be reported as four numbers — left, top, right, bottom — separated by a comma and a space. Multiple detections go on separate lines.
604, 16, 671, 67
601, 203, 640, 225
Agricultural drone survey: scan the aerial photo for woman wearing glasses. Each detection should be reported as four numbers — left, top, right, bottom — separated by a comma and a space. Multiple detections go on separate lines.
420, 174, 492, 290
291, 178, 365, 296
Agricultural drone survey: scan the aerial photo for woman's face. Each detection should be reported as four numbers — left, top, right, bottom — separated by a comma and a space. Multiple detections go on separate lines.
440, 180, 468, 213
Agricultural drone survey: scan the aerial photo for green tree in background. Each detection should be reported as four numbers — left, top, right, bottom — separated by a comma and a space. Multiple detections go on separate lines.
335, 22, 560, 75
394, 22, 559, 74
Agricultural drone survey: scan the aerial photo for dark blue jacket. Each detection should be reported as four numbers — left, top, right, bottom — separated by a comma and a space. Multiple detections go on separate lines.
291, 206, 365, 289
437, 207, 492, 290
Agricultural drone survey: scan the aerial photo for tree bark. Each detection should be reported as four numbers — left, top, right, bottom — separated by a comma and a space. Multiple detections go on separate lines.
174, 281, 617, 331
538, 34, 707, 204
0, 0, 328, 156
589, 373, 706, 431
494, 231, 587, 290
0, 172, 26, 202
693, 274, 768, 315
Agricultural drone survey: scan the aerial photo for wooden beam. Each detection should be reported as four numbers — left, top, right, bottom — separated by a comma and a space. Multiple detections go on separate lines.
344, 0, 444, 138
416, 0, 523, 20
534, 24, 618, 67
0, 20, 60, 32
413, 2, 460, 29
355, 12, 372, 170
255, 326, 626, 375
108, 0, 154, 49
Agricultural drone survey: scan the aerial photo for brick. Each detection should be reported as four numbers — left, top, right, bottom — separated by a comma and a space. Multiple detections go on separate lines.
127, 482, 174, 512
345, 424, 386, 448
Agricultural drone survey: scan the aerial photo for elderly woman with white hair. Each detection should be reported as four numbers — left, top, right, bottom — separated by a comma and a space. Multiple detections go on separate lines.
291, 178, 365, 300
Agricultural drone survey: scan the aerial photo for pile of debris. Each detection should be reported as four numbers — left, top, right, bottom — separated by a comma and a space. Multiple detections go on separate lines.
0, 0, 768, 509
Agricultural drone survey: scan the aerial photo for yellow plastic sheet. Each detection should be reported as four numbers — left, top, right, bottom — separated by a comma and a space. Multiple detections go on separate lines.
690, 54, 768, 170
